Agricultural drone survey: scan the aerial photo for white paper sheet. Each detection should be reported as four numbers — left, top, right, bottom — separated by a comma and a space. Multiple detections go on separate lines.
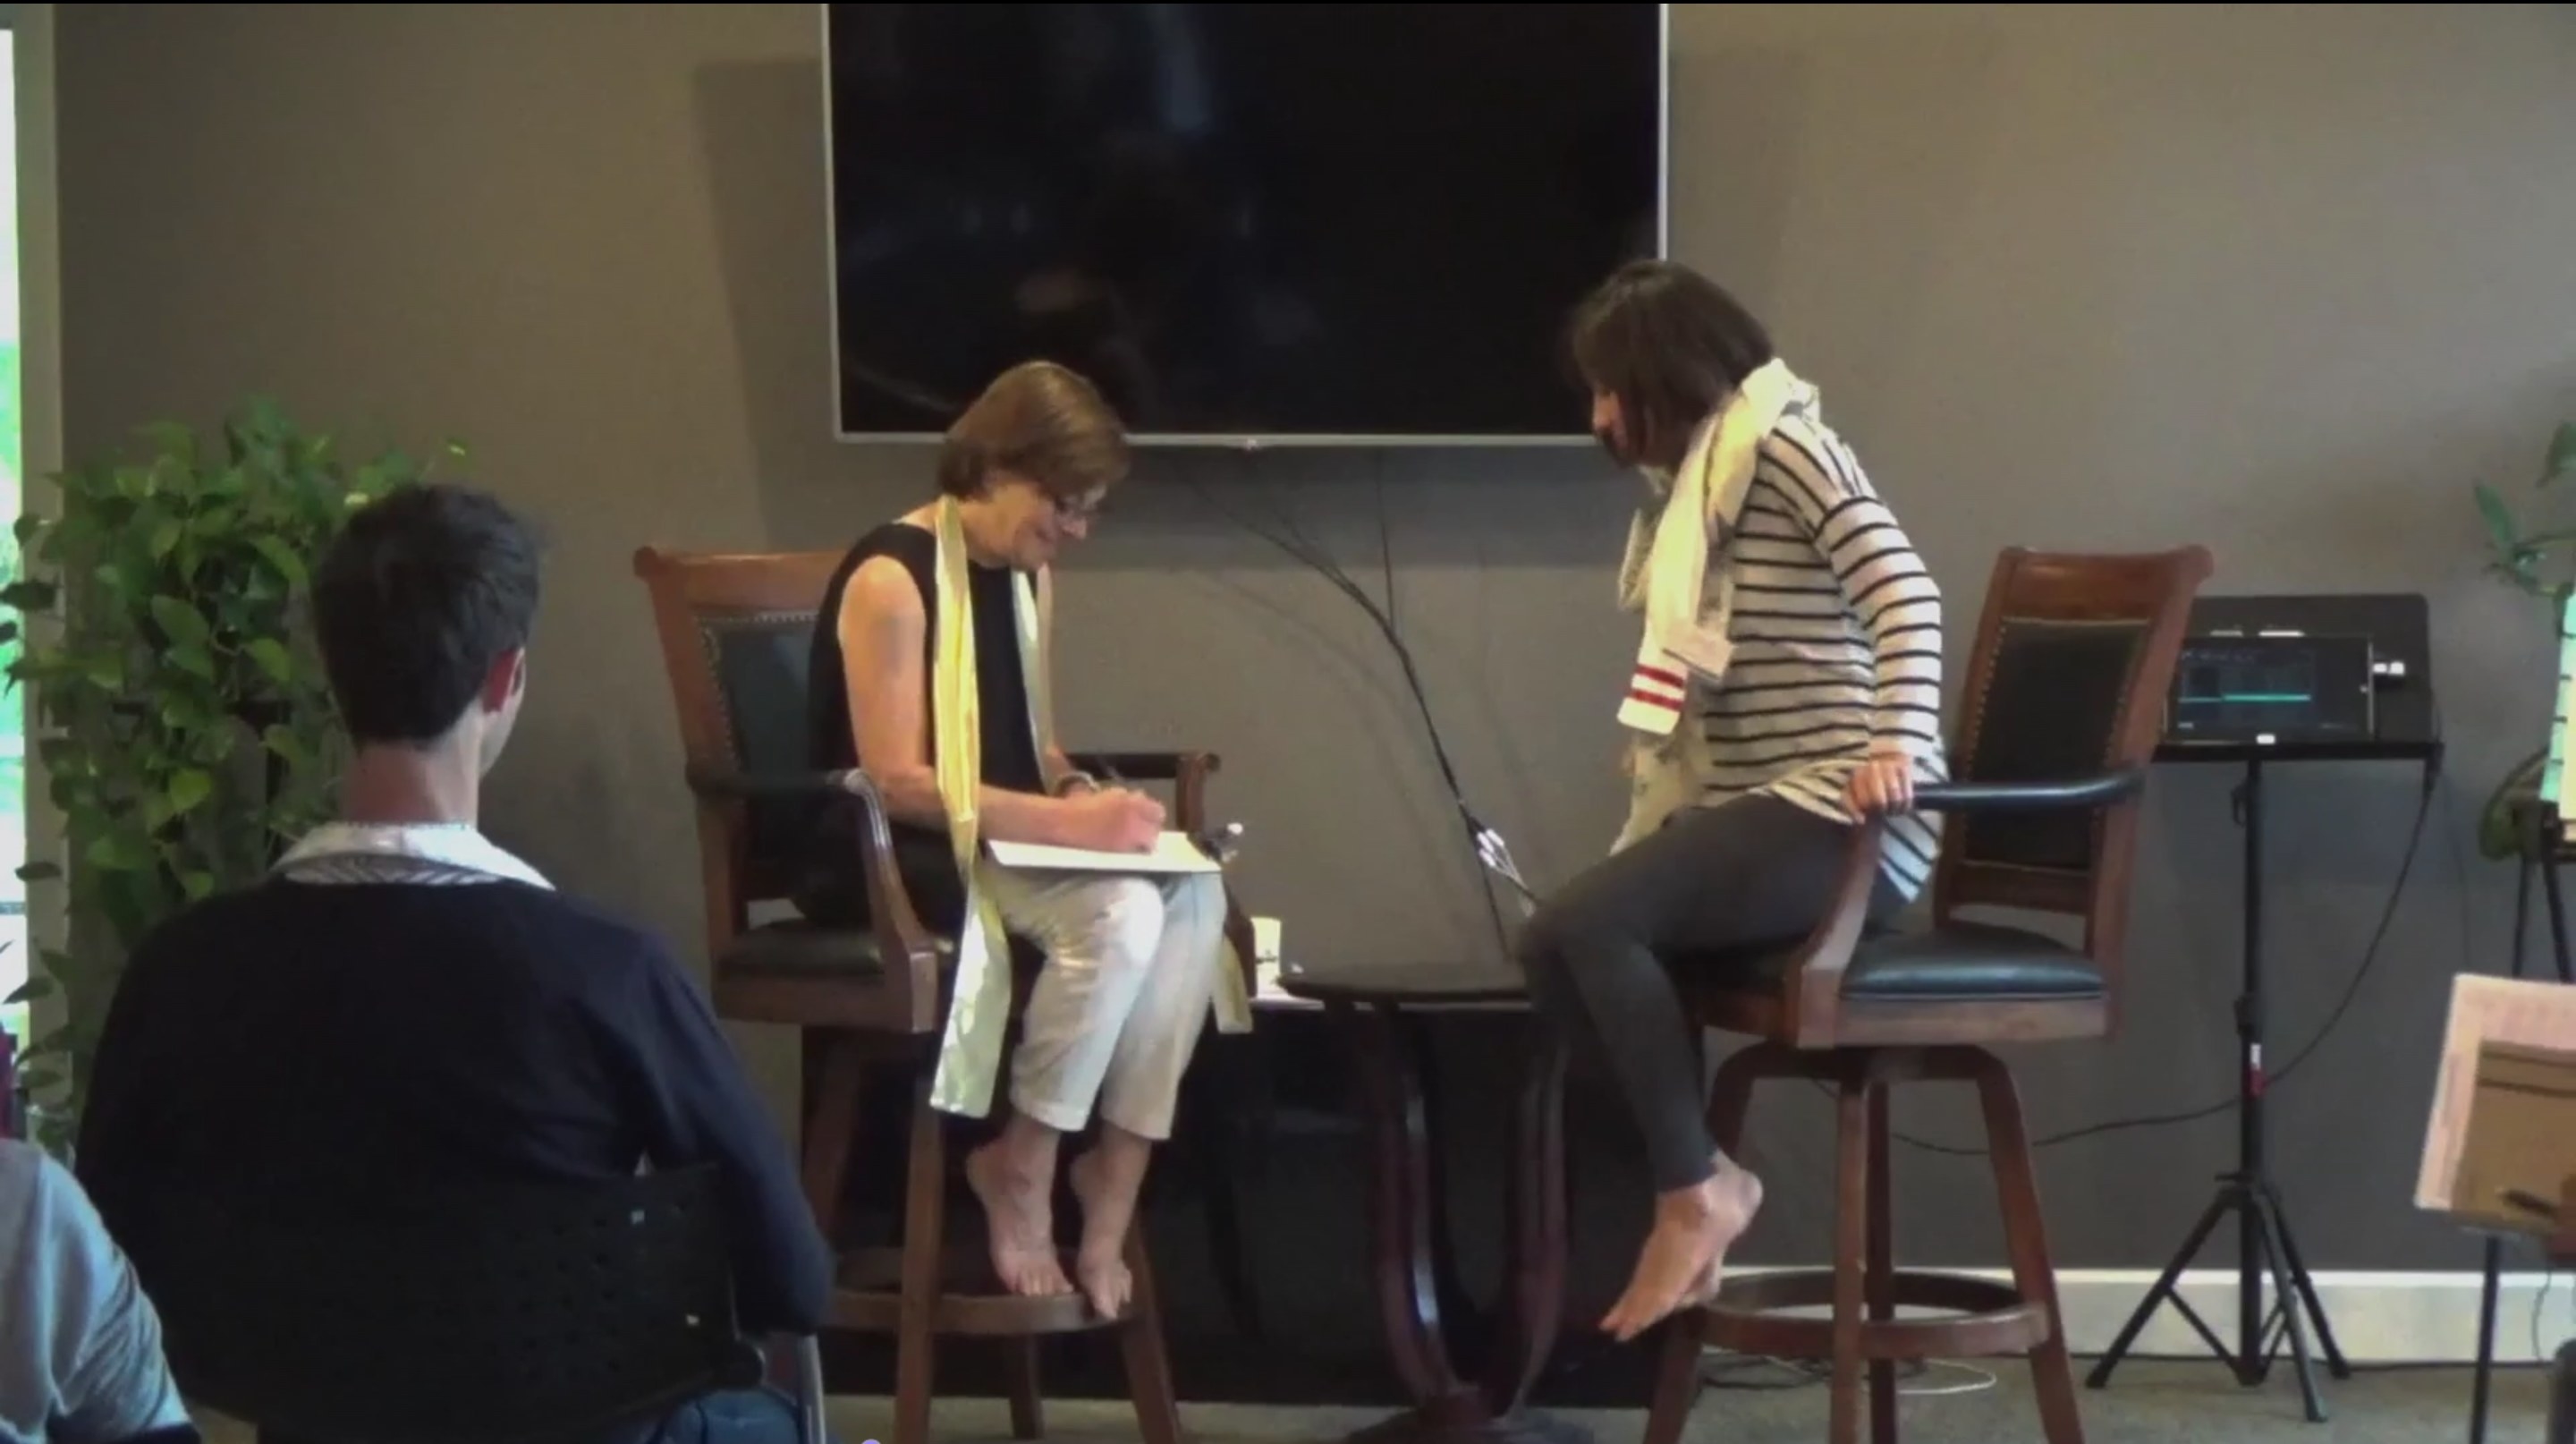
985, 830, 1222, 875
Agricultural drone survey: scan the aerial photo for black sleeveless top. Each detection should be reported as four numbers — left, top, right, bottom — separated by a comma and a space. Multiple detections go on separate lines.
807, 520, 1047, 805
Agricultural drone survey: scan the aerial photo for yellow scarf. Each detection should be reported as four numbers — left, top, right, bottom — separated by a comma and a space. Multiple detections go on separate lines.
926, 497, 1253, 1118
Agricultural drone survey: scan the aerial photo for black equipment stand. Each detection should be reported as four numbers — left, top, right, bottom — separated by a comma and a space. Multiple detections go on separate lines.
2089, 593, 2440, 1424
2465, 797, 2576, 1444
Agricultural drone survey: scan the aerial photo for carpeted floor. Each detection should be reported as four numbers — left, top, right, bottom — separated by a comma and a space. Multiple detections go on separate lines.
811, 1361, 2546, 1444
194, 1361, 2549, 1444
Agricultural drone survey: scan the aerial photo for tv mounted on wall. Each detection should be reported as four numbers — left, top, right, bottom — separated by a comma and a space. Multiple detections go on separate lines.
822, 3, 1670, 447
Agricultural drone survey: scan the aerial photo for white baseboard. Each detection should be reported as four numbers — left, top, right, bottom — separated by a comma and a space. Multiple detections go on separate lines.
1726, 1268, 2575, 1366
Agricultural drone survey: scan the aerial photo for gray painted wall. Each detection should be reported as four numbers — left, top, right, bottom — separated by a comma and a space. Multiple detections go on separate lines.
48, 2, 2576, 1273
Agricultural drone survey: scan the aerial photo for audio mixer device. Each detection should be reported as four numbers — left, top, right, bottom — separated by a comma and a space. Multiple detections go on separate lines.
2168, 632, 2378, 746
2159, 593, 2435, 756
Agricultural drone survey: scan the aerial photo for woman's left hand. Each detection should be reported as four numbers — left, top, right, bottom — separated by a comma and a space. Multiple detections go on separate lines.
1846, 751, 1916, 816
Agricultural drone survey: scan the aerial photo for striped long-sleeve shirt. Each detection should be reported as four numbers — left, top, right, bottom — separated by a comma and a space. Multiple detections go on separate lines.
1696, 399, 1949, 897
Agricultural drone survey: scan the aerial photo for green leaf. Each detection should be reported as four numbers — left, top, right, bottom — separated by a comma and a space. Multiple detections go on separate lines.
165, 644, 213, 680
4, 975, 53, 1005
181, 870, 216, 902
15, 861, 60, 882
2550, 421, 2576, 481
83, 830, 148, 872
245, 637, 295, 684
2475, 480, 2519, 552
262, 725, 310, 768
0, 580, 58, 613
250, 534, 308, 588
148, 595, 210, 648
148, 516, 184, 558
83, 652, 122, 690
165, 769, 213, 815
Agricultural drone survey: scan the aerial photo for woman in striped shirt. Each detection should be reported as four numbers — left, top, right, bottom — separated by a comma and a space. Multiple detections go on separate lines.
1517, 260, 1949, 1343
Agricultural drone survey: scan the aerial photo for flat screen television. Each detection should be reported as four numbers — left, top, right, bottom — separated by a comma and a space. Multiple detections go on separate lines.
822, 3, 1669, 446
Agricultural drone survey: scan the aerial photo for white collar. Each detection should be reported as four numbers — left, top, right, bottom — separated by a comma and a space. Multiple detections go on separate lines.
273, 821, 553, 890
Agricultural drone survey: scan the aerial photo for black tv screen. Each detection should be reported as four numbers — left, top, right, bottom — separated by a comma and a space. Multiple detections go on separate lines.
823, 3, 1668, 446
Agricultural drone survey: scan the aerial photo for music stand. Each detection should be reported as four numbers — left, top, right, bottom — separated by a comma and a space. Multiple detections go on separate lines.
2087, 594, 2440, 1424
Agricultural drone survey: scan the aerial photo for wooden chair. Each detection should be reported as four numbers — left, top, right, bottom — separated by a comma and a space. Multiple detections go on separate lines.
1639, 545, 2215, 1444
631, 546, 1258, 1444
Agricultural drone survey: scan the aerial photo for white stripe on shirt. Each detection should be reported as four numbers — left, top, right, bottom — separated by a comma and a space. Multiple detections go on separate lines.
1693, 403, 1948, 897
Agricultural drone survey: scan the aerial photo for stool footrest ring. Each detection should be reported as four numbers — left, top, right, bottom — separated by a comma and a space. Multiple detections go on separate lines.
1690, 1269, 2051, 1361
833, 1246, 1130, 1336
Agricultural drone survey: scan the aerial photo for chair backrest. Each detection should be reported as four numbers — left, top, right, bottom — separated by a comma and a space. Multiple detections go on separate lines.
1931, 546, 2214, 998
151, 1165, 760, 1444
633, 548, 844, 954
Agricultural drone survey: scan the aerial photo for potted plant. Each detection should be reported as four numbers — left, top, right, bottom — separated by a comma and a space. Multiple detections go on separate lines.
2471, 419, 2576, 858
0, 400, 461, 1152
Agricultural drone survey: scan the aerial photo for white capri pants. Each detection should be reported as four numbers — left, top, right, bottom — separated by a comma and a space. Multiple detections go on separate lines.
975, 866, 1227, 1141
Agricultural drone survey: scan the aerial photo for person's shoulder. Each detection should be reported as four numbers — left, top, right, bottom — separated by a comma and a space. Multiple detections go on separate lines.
845, 518, 936, 576
474, 883, 678, 970
0, 1135, 89, 1227
122, 885, 291, 974
843, 541, 930, 634
0, 1135, 50, 1191
1758, 404, 1871, 505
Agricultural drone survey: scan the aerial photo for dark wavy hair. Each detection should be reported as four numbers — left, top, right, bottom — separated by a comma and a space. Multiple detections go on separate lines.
1567, 260, 1776, 471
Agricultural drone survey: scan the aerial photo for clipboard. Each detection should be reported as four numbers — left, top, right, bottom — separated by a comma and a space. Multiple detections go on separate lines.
984, 822, 1245, 875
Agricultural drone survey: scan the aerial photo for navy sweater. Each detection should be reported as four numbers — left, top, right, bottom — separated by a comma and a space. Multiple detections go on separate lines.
74, 879, 833, 1336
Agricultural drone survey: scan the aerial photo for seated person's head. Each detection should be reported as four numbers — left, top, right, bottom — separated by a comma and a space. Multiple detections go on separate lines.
937, 360, 1128, 572
313, 483, 542, 777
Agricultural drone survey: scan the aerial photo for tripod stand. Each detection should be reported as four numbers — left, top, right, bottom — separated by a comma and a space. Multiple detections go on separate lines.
2087, 757, 2352, 1423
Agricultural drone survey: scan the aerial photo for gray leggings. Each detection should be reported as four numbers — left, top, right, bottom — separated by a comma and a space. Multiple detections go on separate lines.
1514, 794, 1903, 1193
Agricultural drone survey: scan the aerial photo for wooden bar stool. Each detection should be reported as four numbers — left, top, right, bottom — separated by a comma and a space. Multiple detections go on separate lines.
1638, 545, 2214, 1444
633, 547, 1259, 1444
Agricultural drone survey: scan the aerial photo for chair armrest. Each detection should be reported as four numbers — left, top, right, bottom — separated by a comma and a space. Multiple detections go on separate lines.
789, 1335, 826, 1444
684, 763, 941, 1021
1773, 816, 1888, 1046
1066, 750, 1223, 783
1911, 768, 2144, 813
1066, 750, 1224, 831
684, 763, 871, 802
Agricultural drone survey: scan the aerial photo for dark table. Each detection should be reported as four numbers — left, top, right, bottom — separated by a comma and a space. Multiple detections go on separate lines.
1276, 960, 1587, 1444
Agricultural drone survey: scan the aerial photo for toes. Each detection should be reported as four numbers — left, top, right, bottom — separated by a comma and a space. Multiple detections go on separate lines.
1078, 1260, 1133, 1319
1004, 1256, 1072, 1298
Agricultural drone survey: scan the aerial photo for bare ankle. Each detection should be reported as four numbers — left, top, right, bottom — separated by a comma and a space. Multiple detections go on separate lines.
1655, 1181, 1720, 1226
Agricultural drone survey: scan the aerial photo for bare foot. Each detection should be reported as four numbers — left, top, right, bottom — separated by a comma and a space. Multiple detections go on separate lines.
1067, 1150, 1136, 1319
965, 1140, 1072, 1297
1599, 1158, 1764, 1344
1682, 1151, 1746, 1305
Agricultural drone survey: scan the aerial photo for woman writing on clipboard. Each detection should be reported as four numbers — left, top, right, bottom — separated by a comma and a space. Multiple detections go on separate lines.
795, 361, 1250, 1321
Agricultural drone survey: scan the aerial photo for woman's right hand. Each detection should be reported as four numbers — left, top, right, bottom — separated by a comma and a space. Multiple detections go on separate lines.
1058, 787, 1165, 853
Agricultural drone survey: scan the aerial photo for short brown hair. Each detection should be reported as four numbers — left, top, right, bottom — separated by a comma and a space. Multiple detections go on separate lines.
1568, 260, 1776, 471
936, 361, 1131, 500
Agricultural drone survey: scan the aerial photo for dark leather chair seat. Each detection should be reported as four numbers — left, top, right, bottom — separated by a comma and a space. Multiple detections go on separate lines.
1693, 920, 2105, 1004
717, 923, 1050, 981
718, 921, 908, 979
